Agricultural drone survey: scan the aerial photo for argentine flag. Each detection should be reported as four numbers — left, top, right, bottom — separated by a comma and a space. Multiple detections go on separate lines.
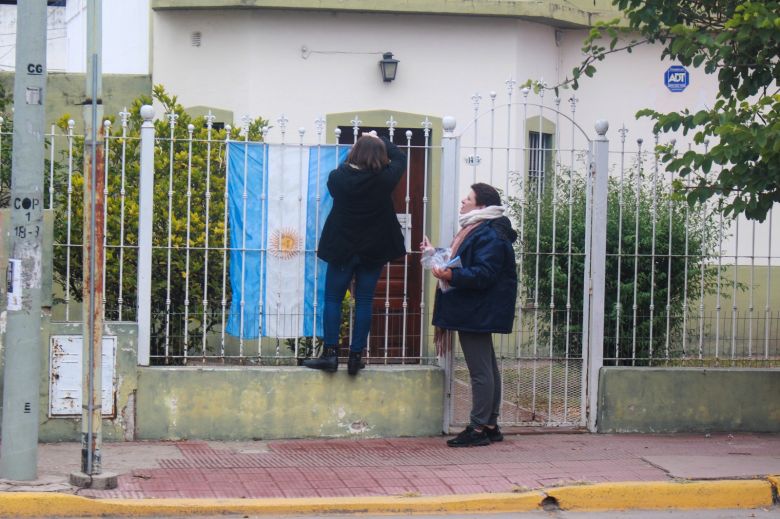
225, 141, 350, 339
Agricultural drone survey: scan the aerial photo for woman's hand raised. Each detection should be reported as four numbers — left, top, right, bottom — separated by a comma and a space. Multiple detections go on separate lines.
419, 235, 433, 252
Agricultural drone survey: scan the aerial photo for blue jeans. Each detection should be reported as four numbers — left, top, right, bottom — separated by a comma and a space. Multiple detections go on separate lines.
323, 256, 383, 353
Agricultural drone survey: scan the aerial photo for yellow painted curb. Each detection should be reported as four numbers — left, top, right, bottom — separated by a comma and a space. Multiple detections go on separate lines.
0, 491, 544, 517
0, 479, 774, 517
546, 480, 775, 511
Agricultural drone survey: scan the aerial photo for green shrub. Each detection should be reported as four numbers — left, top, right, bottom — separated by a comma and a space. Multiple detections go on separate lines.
507, 166, 723, 363
48, 85, 268, 362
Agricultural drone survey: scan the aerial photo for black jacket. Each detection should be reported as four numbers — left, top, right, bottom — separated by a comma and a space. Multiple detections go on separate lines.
432, 217, 518, 333
317, 137, 407, 266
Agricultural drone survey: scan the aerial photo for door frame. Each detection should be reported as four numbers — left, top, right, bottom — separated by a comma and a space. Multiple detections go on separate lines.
326, 110, 443, 360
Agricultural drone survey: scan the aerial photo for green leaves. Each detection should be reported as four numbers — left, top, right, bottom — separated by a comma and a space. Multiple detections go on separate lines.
46, 86, 270, 360
543, 0, 780, 222
506, 168, 722, 360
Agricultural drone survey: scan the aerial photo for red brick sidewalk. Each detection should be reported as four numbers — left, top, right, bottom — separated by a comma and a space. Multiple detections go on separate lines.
75, 433, 780, 499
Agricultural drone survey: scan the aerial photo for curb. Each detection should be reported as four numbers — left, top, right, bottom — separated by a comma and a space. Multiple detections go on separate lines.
0, 478, 776, 517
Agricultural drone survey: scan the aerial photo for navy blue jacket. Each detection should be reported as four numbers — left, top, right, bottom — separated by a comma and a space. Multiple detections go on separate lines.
317, 137, 407, 266
432, 216, 518, 333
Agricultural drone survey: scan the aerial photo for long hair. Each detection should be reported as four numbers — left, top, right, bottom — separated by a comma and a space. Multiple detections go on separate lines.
471, 182, 501, 207
347, 136, 389, 173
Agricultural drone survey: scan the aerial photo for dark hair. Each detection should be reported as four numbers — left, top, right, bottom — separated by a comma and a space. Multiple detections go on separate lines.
471, 183, 501, 207
347, 136, 389, 173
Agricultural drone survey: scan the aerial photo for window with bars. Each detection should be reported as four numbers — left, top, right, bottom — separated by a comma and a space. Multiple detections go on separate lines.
528, 131, 553, 193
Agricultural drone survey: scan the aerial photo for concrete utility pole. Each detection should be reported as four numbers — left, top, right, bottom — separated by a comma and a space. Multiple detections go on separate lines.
0, 0, 47, 482
69, 0, 115, 489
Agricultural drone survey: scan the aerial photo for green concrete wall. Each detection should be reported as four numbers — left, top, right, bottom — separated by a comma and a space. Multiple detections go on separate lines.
136, 366, 444, 440
37, 322, 140, 443
598, 367, 780, 433
151, 0, 621, 27
0, 210, 140, 442
0, 109, 446, 444
0, 73, 151, 132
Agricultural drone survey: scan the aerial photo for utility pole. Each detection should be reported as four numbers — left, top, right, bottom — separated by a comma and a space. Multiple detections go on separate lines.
0, 0, 47, 482
68, 0, 115, 489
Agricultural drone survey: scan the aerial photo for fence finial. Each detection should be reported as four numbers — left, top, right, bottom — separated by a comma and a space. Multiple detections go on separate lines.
421, 117, 432, 137
351, 115, 362, 138
442, 116, 456, 135
119, 107, 130, 127
241, 115, 251, 136
595, 120, 609, 138
618, 124, 628, 143
277, 114, 289, 137
314, 116, 325, 137
471, 93, 482, 115
505, 77, 517, 96
140, 105, 154, 122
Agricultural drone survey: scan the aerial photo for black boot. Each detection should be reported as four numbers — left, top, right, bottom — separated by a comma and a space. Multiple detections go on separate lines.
347, 351, 366, 375
302, 347, 338, 372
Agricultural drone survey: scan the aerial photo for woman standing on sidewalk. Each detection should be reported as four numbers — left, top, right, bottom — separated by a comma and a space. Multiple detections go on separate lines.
425, 183, 517, 447
303, 131, 407, 375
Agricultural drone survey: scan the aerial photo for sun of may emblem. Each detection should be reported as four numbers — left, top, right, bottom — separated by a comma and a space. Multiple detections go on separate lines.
269, 227, 301, 259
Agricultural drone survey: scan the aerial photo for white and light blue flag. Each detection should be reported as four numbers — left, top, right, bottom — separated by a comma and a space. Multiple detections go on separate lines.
225, 142, 349, 338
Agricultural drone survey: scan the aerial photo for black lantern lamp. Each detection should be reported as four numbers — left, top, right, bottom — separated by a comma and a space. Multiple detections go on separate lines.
379, 52, 399, 82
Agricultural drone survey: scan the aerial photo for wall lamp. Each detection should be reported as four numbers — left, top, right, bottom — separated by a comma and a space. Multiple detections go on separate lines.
379, 52, 399, 82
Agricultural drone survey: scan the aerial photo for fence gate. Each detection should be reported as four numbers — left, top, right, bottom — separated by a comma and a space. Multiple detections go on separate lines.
441, 87, 609, 431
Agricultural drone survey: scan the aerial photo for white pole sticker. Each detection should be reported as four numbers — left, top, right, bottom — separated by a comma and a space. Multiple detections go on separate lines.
7, 258, 22, 311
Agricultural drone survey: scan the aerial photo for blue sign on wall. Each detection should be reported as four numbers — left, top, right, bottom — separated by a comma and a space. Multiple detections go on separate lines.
664, 65, 689, 92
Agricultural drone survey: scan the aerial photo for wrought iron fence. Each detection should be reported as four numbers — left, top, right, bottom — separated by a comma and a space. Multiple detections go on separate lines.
0, 111, 440, 366
444, 84, 779, 429
1, 87, 777, 384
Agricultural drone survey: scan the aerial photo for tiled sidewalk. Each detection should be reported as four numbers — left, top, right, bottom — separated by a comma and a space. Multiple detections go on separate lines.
74, 433, 780, 499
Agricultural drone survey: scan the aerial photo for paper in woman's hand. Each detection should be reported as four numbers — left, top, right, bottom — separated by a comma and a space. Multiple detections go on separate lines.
420, 247, 451, 270
420, 248, 460, 292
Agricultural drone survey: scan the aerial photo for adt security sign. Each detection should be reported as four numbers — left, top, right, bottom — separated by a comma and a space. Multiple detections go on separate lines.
664, 65, 689, 92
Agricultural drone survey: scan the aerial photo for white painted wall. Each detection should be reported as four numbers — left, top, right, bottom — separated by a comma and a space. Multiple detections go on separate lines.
1, 3, 771, 264
150, 9, 720, 141
0, 0, 149, 74
150, 8, 777, 264
557, 29, 719, 141
556, 30, 776, 265
151, 9, 560, 137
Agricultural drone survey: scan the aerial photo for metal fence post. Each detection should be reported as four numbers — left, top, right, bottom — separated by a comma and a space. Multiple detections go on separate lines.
586, 120, 609, 432
137, 105, 155, 366
439, 116, 459, 433
440, 116, 459, 244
